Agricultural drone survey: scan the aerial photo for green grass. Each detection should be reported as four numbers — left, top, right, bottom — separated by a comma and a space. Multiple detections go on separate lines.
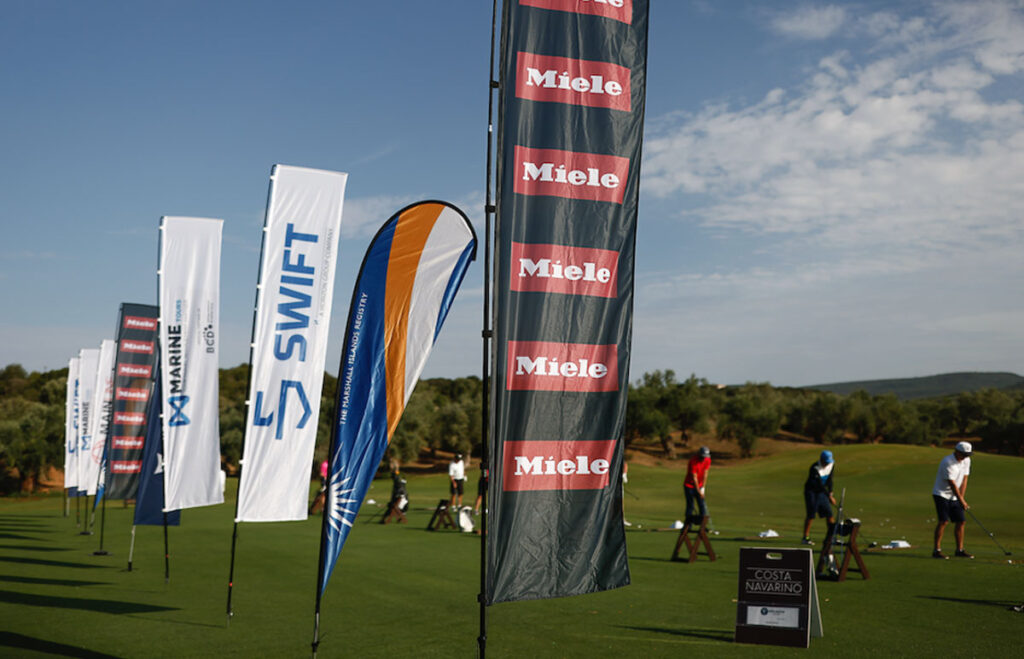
2, 445, 1022, 657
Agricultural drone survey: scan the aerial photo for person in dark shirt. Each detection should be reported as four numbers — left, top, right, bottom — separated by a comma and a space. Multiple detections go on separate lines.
801, 450, 837, 545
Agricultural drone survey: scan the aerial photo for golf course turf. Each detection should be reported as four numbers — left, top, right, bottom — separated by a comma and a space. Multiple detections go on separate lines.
2, 444, 1021, 657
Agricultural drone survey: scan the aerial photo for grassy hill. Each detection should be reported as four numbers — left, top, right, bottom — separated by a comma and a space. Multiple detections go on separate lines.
805, 371, 1024, 399
2, 444, 1022, 657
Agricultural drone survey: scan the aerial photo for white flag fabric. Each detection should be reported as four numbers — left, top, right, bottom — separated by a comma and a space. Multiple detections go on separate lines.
64, 357, 80, 490
76, 348, 99, 494
160, 216, 225, 511
236, 165, 348, 522
84, 339, 116, 496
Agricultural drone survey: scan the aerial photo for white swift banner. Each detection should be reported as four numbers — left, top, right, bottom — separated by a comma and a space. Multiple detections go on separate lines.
76, 348, 99, 495
64, 357, 80, 491
236, 165, 348, 522
84, 339, 116, 496
160, 216, 224, 511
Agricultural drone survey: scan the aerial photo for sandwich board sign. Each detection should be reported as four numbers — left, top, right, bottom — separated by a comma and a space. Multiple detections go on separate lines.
735, 547, 822, 648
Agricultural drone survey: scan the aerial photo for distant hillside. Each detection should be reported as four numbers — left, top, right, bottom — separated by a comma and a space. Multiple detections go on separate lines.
806, 371, 1024, 400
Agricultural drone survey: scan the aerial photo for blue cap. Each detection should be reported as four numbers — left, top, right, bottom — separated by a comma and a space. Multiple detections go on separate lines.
820, 450, 834, 464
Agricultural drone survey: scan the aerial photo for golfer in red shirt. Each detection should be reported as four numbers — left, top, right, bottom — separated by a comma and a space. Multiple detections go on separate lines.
684, 446, 711, 522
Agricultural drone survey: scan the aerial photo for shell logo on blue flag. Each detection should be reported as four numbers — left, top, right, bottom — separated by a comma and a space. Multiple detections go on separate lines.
317, 200, 476, 596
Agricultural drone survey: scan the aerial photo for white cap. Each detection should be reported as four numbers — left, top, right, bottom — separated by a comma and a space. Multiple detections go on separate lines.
954, 441, 972, 455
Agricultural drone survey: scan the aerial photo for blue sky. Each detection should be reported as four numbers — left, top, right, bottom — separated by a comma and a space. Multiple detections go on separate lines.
1, 1, 1022, 387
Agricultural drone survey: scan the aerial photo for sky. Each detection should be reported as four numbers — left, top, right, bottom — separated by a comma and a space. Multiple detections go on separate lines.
1, 0, 1022, 387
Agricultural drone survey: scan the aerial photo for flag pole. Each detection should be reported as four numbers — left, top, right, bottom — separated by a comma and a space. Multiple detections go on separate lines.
479, 0, 501, 656
93, 495, 109, 555
226, 167, 275, 624
312, 251, 358, 658
163, 512, 170, 583
128, 525, 137, 571
81, 495, 93, 535
311, 444, 334, 658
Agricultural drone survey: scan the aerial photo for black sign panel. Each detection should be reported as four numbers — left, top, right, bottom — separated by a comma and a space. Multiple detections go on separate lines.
735, 547, 822, 648
103, 303, 160, 500
487, 0, 649, 604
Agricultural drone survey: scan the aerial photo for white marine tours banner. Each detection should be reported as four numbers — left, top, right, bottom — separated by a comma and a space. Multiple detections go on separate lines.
84, 339, 116, 496
76, 348, 99, 496
160, 216, 224, 511
236, 165, 348, 522
64, 356, 80, 491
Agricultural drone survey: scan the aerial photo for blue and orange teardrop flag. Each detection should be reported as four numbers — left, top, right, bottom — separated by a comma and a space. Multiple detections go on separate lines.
317, 200, 476, 596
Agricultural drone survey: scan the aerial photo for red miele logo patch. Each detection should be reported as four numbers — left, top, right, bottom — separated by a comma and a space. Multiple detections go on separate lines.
506, 341, 618, 392
514, 146, 628, 204
114, 411, 146, 426
116, 387, 149, 401
502, 440, 617, 491
111, 461, 143, 474
121, 340, 154, 354
511, 242, 618, 298
516, 52, 630, 111
112, 436, 145, 450
117, 363, 152, 378
123, 315, 158, 331
519, 0, 632, 24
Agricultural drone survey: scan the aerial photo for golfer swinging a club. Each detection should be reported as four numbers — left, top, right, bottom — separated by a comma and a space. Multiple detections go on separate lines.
802, 450, 837, 545
932, 441, 973, 559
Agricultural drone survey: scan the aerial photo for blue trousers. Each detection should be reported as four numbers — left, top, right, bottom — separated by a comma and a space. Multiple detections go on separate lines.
685, 487, 708, 521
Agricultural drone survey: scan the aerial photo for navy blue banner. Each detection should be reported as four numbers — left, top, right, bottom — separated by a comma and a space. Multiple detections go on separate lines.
488, 0, 649, 604
134, 370, 180, 526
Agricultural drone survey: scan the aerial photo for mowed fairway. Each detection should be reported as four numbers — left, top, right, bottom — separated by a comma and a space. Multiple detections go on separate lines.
2, 444, 1022, 657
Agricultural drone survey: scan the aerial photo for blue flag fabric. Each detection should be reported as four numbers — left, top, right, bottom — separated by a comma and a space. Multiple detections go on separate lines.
318, 201, 476, 596
134, 372, 180, 526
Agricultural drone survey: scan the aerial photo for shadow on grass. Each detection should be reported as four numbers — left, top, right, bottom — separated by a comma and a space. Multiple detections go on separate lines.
0, 556, 112, 569
617, 625, 734, 643
0, 532, 41, 540
0, 589, 178, 615
0, 631, 122, 658
918, 595, 1021, 609
0, 543, 71, 552
0, 574, 110, 587
0, 521, 48, 529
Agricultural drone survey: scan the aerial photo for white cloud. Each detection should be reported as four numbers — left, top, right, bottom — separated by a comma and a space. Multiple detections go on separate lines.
635, 1, 1024, 383
644, 2, 1024, 250
340, 194, 420, 237
340, 191, 484, 240
770, 5, 847, 40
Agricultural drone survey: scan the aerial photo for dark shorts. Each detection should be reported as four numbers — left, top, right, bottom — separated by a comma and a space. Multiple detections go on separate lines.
804, 490, 832, 519
933, 494, 965, 523
450, 480, 464, 495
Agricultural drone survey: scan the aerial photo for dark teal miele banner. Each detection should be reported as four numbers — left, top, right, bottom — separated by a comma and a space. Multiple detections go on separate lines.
102, 303, 160, 501
488, 0, 650, 604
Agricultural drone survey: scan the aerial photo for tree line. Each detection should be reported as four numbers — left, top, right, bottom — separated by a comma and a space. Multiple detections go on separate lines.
626, 370, 1024, 458
2, 363, 1022, 493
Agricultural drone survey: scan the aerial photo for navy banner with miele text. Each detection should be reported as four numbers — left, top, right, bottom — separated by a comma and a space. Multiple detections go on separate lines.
103, 303, 160, 501
488, 0, 649, 604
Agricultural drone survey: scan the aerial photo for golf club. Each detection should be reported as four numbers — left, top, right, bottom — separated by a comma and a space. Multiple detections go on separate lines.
817, 487, 845, 578
966, 508, 1012, 556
